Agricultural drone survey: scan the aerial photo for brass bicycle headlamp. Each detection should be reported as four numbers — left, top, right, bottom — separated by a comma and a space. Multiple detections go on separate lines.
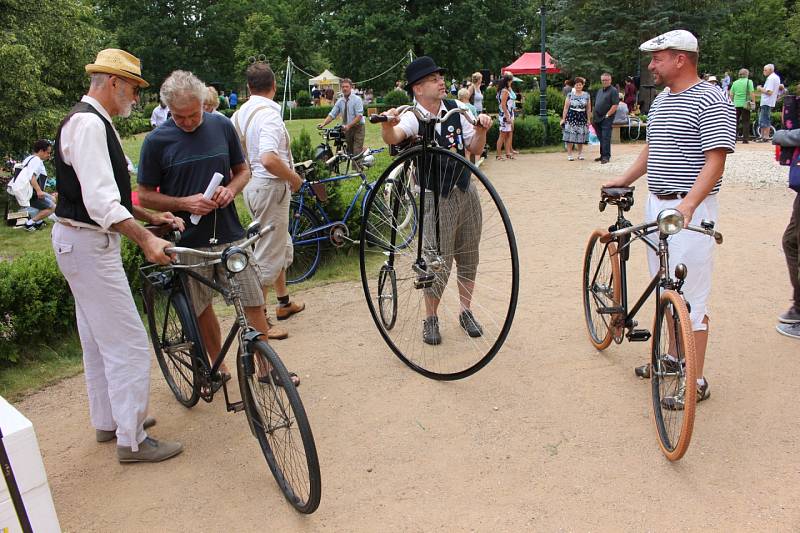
657, 208, 684, 235
222, 246, 249, 273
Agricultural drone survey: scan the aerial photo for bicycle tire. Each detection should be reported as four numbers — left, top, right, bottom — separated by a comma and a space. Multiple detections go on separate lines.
582, 230, 623, 350
360, 146, 519, 380
142, 275, 202, 407
287, 200, 323, 285
385, 161, 419, 232
363, 176, 418, 251
377, 263, 398, 330
651, 290, 697, 461
752, 122, 776, 140
238, 340, 321, 513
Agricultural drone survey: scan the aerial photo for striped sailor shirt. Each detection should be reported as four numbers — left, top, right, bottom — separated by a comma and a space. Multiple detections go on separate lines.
646, 81, 736, 195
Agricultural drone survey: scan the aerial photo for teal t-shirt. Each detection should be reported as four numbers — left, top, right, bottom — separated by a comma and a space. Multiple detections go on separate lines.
729, 78, 754, 108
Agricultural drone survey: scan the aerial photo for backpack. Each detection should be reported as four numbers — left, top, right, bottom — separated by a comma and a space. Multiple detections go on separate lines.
6, 156, 36, 196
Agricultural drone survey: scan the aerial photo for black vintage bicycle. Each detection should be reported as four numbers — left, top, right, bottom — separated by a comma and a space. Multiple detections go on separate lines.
139, 223, 321, 513
363, 105, 519, 380
582, 186, 722, 461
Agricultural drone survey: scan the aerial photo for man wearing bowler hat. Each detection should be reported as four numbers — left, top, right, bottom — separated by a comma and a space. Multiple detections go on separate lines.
379, 56, 493, 346
52, 48, 184, 462
604, 30, 735, 408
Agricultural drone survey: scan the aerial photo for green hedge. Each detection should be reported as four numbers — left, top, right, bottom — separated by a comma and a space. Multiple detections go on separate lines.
522, 87, 566, 116
113, 111, 150, 138
383, 89, 411, 107
486, 114, 563, 148
483, 87, 498, 113
0, 239, 145, 364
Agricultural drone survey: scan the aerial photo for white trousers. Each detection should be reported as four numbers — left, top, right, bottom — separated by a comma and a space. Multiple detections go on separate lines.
646, 194, 718, 331
52, 223, 150, 450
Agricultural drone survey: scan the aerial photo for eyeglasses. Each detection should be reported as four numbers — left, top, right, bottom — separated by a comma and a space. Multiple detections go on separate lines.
116, 76, 140, 97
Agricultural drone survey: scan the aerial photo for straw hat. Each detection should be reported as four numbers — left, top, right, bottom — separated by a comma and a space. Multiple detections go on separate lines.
85, 49, 149, 88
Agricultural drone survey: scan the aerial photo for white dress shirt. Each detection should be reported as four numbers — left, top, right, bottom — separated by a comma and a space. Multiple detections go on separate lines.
397, 100, 475, 146
232, 95, 292, 183
58, 95, 134, 230
150, 105, 170, 128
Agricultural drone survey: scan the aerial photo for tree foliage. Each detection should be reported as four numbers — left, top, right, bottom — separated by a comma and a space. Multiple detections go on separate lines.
0, 0, 105, 154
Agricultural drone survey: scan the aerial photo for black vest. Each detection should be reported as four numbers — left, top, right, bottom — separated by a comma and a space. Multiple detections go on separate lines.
54, 102, 133, 226
418, 99, 470, 196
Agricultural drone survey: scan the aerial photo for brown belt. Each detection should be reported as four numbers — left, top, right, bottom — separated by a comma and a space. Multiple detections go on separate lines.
654, 192, 687, 200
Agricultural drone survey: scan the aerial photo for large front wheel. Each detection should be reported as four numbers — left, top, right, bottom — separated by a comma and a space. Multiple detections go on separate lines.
238, 340, 321, 513
141, 269, 202, 407
360, 146, 519, 380
651, 290, 697, 461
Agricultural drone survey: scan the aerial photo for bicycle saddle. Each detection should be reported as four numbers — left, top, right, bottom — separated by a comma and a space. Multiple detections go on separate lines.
601, 186, 635, 198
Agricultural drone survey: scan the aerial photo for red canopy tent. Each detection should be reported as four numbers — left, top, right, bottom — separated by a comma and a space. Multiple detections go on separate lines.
503, 52, 561, 75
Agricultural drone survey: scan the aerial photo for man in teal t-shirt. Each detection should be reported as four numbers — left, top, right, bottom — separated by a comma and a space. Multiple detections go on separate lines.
729, 68, 755, 143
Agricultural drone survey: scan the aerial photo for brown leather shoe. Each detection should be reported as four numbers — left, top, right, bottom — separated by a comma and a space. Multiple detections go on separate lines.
276, 300, 305, 320
96, 416, 157, 443
264, 313, 289, 340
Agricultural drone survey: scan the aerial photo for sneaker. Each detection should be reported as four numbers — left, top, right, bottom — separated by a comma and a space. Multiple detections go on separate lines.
778, 307, 800, 324
567, 156, 574, 161
117, 436, 183, 463
422, 316, 441, 345
696, 378, 711, 402
459, 309, 483, 338
776, 322, 800, 339
578, 155, 585, 160
24, 222, 38, 232
276, 300, 305, 320
661, 379, 711, 411
97, 416, 156, 443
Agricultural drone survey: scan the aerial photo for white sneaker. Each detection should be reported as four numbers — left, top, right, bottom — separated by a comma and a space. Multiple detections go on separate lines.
567, 156, 574, 161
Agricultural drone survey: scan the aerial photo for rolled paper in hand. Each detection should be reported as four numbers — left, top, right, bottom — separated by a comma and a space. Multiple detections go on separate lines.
190, 172, 223, 225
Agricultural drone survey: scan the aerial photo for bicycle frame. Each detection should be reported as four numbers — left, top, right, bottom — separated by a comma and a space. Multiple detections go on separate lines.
291, 170, 372, 246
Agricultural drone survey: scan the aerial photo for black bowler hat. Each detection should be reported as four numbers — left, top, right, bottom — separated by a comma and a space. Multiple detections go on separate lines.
405, 56, 446, 90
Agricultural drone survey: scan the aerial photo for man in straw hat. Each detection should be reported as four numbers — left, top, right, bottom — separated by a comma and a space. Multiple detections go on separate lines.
603, 30, 736, 409
379, 56, 492, 346
52, 48, 184, 463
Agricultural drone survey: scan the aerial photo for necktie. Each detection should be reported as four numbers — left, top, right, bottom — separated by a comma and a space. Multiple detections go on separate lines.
343, 96, 349, 124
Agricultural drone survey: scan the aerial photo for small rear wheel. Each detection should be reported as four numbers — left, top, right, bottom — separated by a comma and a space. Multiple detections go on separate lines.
651, 290, 697, 461
377, 263, 398, 330
141, 271, 202, 408
238, 340, 321, 513
582, 230, 623, 350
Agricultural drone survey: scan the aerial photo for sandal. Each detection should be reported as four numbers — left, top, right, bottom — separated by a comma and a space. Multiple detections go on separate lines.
506, 154, 516, 160
495, 155, 505, 161
258, 369, 301, 388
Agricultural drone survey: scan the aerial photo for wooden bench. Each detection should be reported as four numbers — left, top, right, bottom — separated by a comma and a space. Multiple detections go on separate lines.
1, 174, 30, 227
611, 119, 646, 143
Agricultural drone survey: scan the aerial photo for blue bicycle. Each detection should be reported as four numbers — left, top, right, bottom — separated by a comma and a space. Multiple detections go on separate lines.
288, 149, 418, 284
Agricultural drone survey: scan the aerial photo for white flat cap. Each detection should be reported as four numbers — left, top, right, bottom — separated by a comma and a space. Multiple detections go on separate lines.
639, 29, 698, 53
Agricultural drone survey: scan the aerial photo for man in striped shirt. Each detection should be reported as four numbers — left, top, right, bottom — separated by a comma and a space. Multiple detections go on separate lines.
603, 29, 736, 408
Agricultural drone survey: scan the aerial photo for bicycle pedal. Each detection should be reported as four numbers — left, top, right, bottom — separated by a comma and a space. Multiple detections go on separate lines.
627, 329, 651, 342
597, 306, 624, 315
413, 276, 434, 289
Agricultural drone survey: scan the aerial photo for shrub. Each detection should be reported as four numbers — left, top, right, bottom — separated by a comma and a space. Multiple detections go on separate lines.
291, 128, 314, 162
383, 89, 411, 107
296, 90, 312, 107
483, 86, 498, 113
285, 105, 333, 120
522, 87, 566, 116
113, 111, 150, 138
0, 251, 75, 362
221, 108, 236, 118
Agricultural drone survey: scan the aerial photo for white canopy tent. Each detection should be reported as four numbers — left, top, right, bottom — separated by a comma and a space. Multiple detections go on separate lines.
308, 69, 341, 91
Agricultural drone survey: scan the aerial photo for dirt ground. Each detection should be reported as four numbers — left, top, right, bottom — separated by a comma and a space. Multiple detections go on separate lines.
15, 142, 800, 531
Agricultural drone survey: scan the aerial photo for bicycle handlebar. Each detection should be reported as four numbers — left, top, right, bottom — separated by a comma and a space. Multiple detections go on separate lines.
607, 220, 723, 244
164, 223, 276, 257
369, 104, 479, 126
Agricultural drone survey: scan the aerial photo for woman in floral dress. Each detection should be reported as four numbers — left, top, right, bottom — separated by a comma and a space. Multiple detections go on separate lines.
560, 76, 592, 160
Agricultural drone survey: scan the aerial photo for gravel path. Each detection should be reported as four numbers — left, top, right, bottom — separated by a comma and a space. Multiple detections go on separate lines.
595, 141, 790, 188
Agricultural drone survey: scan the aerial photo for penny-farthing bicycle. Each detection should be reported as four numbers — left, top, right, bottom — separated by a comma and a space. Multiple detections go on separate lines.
360, 105, 519, 380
